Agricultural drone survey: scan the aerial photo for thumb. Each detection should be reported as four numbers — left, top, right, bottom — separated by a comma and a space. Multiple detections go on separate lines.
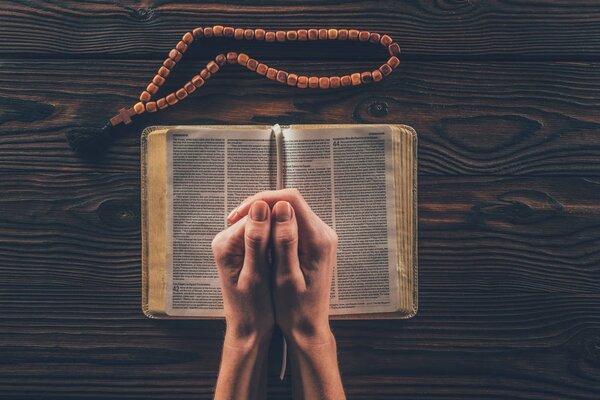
241, 201, 271, 276
271, 201, 304, 289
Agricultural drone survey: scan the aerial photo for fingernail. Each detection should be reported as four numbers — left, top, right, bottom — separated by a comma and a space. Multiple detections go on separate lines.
227, 208, 238, 221
250, 201, 268, 221
274, 201, 292, 222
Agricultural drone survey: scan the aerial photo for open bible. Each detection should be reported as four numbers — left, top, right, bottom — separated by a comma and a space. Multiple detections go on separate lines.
141, 124, 417, 319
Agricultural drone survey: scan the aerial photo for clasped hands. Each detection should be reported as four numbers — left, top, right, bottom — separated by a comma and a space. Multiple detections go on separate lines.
212, 188, 338, 347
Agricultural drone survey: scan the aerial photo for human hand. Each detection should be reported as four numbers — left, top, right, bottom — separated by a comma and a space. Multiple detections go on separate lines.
228, 189, 338, 346
212, 200, 274, 346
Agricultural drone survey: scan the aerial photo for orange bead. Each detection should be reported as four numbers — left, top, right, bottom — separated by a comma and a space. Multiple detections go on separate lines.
388, 42, 401, 56
215, 54, 226, 66
234, 28, 244, 40
223, 27, 234, 37
182, 32, 194, 44
387, 56, 400, 69
308, 76, 319, 88
176, 41, 188, 53
287, 73, 298, 86
286, 30, 298, 41
371, 69, 383, 82
319, 77, 330, 89
351, 73, 362, 85
227, 52, 238, 64
203, 27, 213, 37
246, 58, 258, 71
348, 29, 359, 40
213, 25, 224, 36
338, 29, 349, 40
207, 61, 219, 73
146, 101, 158, 112
369, 32, 381, 44
200, 69, 211, 80
318, 29, 328, 40
276, 31, 286, 42
308, 29, 318, 40
185, 81, 197, 93
265, 31, 276, 42
266, 68, 278, 80
255, 29, 266, 40
380, 34, 393, 47
276, 70, 288, 84
192, 75, 205, 88
153, 74, 166, 86
176, 88, 188, 100
169, 49, 182, 62
330, 76, 341, 88
237, 53, 249, 66
297, 76, 309, 88
163, 58, 176, 69
134, 102, 145, 114
146, 82, 159, 95
166, 93, 178, 105
297, 29, 308, 41
193, 27, 204, 38
244, 29, 254, 40
358, 31, 370, 42
379, 63, 392, 76
157, 98, 168, 109
327, 29, 338, 40
361, 71, 372, 83
139, 91, 151, 102
256, 63, 268, 75
340, 75, 352, 86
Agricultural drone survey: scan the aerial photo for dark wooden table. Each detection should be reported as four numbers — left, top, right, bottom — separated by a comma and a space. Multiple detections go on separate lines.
1, 1, 600, 399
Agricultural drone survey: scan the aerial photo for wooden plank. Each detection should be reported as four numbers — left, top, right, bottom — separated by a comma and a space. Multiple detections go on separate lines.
1, 60, 599, 175
1, 1, 600, 59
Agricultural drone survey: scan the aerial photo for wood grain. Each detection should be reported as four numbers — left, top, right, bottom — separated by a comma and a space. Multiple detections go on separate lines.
1, 60, 599, 175
1, 1, 600, 60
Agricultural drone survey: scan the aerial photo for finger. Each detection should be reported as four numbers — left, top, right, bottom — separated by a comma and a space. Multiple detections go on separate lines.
228, 188, 316, 225
271, 201, 305, 289
241, 200, 271, 275
211, 216, 247, 267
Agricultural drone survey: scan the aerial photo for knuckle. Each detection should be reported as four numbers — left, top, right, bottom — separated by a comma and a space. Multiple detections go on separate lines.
245, 227, 268, 248
274, 230, 298, 247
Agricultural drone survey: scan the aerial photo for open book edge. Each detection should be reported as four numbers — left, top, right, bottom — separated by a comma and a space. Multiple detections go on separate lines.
141, 124, 417, 320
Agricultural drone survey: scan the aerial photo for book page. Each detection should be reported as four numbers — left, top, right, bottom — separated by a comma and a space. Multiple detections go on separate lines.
166, 126, 274, 317
283, 125, 399, 315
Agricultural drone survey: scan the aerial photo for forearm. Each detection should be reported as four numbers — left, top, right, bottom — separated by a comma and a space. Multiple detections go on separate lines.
214, 331, 270, 400
289, 330, 346, 400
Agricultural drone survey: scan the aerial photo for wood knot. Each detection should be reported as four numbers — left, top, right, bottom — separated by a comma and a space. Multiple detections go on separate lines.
568, 330, 600, 366
128, 7, 155, 22
368, 101, 389, 117
97, 198, 139, 230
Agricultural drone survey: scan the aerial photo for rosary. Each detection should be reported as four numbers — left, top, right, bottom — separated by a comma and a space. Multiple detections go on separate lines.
66, 26, 400, 153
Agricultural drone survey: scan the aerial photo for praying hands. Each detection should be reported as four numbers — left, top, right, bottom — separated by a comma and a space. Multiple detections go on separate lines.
211, 188, 345, 400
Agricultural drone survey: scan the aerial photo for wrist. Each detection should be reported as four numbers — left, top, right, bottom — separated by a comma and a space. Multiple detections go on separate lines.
286, 322, 334, 350
224, 325, 273, 352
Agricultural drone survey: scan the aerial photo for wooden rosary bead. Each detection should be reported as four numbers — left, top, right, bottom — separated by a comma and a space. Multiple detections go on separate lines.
166, 93, 178, 105
200, 69, 211, 80
213, 25, 224, 36
176, 41, 188, 53
254, 28, 266, 40
265, 31, 276, 42
319, 29, 328, 40
297, 76, 309, 88
223, 27, 234, 37
140, 91, 151, 102
192, 27, 204, 38
207, 61, 219, 73
338, 29, 349, 40
146, 101, 158, 113
227, 52, 238, 64
176, 88, 188, 100
276, 31, 286, 42
308, 76, 319, 88
182, 32, 194, 44
234, 28, 244, 40
297, 29, 308, 41
215, 54, 227, 66
358, 31, 370, 42
319, 77, 330, 89
134, 102, 145, 114
371, 69, 383, 82
246, 58, 258, 71
379, 63, 392, 76
157, 98, 168, 109
169, 49, 182, 62
276, 70, 288, 84
351, 72, 362, 86
348, 29, 359, 40
286, 30, 298, 41
361, 71, 372, 83
163, 58, 176, 69
191, 75, 205, 88
244, 29, 254, 40
369, 32, 381, 44
256, 63, 268, 75
340, 75, 352, 86
328, 29, 338, 40
146, 82, 159, 95
237, 53, 249, 66
287, 73, 298, 86
185, 81, 197, 93
203, 27, 213, 37
330, 76, 341, 88
266, 67, 278, 80
387, 56, 400, 69
153, 74, 166, 86
388, 42, 401, 56
380, 34, 392, 47
308, 29, 318, 40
